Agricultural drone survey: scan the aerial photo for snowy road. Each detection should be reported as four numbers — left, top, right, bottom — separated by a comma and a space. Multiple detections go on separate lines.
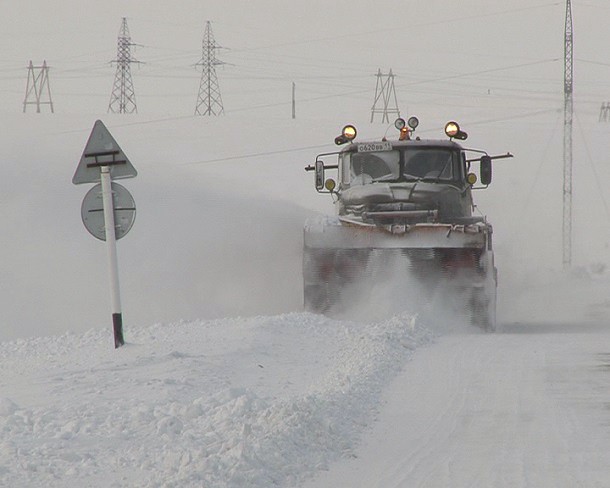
3, 268, 610, 486
306, 322, 610, 488
2, 312, 610, 486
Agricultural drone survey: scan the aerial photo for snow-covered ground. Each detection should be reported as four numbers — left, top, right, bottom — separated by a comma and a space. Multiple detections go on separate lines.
0, 312, 434, 487
3, 269, 610, 487
3, 2, 610, 485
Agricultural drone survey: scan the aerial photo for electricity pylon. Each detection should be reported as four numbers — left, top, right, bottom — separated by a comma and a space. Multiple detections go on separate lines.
563, 0, 573, 268
108, 17, 140, 114
370, 69, 400, 123
23, 60, 54, 113
195, 21, 225, 116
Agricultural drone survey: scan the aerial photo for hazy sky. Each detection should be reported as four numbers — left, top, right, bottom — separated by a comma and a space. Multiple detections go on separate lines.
2, 1, 609, 118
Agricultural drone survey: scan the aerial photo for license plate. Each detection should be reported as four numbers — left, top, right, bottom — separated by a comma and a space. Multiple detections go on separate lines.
357, 142, 392, 152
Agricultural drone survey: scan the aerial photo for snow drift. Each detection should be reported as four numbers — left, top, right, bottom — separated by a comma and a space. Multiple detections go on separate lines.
0, 312, 433, 487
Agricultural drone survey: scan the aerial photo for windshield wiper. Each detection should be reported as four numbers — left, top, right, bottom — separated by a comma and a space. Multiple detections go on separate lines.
374, 174, 400, 182
431, 158, 451, 183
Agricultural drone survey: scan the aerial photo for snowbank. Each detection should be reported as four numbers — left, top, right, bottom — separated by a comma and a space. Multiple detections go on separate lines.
0, 312, 433, 487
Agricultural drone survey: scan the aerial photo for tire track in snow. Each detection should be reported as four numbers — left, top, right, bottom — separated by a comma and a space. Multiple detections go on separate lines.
306, 326, 610, 488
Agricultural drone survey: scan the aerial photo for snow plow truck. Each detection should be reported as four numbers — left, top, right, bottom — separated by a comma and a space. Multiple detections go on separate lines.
303, 117, 512, 331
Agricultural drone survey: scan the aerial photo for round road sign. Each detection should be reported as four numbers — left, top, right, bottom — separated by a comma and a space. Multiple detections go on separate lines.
81, 182, 136, 241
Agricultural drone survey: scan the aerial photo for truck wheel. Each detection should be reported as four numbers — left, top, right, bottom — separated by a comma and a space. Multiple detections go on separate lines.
471, 286, 497, 332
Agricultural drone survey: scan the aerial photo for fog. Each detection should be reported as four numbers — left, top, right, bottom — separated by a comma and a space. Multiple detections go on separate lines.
2, 1, 610, 341
0, 116, 319, 340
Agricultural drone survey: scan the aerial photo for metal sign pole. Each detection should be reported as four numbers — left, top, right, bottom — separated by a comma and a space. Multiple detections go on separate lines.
100, 166, 124, 348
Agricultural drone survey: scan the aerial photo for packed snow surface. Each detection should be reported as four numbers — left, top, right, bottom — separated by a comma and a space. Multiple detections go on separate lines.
306, 323, 610, 487
4, 267, 610, 487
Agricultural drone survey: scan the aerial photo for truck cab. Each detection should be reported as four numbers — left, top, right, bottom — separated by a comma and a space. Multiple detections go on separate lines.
311, 118, 496, 228
337, 139, 476, 224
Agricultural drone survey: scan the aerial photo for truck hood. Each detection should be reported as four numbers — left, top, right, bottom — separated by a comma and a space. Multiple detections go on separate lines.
339, 182, 470, 221
340, 182, 459, 206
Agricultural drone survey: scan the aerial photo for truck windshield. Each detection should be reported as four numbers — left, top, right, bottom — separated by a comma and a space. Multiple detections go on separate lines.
349, 150, 400, 184
403, 148, 457, 181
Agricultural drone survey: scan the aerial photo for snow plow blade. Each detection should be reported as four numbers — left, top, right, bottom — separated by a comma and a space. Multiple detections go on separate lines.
303, 216, 497, 331
305, 216, 491, 250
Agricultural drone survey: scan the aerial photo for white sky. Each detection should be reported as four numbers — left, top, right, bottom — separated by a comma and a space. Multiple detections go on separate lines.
1, 1, 609, 118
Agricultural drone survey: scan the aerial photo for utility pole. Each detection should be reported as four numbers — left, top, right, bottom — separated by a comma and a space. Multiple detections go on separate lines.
563, 0, 573, 269
599, 102, 610, 122
370, 69, 400, 123
195, 21, 225, 116
108, 17, 140, 114
292, 82, 296, 119
23, 60, 54, 113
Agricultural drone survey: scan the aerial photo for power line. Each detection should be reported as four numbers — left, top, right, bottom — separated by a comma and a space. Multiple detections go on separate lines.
181, 143, 331, 166
216, 3, 561, 54
180, 108, 559, 167
575, 112, 610, 222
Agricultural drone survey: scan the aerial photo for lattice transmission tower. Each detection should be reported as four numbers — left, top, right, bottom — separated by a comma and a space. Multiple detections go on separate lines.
195, 21, 225, 116
108, 17, 140, 114
370, 69, 400, 123
563, 0, 573, 269
23, 60, 54, 113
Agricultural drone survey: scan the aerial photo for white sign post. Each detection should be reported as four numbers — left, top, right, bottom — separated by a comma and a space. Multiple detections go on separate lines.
101, 166, 124, 347
73, 120, 137, 348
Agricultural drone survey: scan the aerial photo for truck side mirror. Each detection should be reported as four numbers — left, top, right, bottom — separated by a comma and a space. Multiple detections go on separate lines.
315, 160, 325, 190
480, 155, 492, 185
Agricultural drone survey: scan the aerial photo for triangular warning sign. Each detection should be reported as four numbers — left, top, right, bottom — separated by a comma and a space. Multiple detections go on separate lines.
72, 120, 137, 185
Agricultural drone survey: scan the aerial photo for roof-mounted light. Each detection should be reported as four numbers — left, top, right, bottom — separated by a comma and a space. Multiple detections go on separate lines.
395, 116, 420, 140
444, 121, 459, 137
343, 125, 357, 140
335, 124, 357, 145
407, 116, 419, 130
395, 117, 418, 141
444, 121, 468, 140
